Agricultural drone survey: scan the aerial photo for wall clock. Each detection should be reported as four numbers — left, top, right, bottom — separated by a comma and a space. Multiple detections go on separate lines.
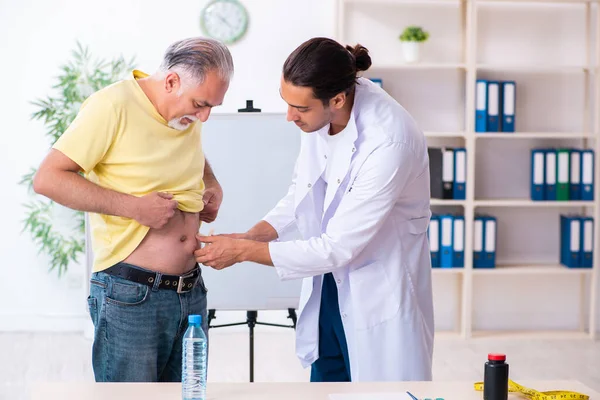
200, 0, 249, 44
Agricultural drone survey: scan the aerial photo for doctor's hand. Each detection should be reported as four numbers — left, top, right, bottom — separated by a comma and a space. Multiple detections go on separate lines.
195, 234, 243, 270
198, 185, 223, 223
218, 233, 250, 240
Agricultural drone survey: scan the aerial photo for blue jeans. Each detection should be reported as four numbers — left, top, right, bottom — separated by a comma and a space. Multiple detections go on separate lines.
87, 263, 208, 382
310, 272, 351, 382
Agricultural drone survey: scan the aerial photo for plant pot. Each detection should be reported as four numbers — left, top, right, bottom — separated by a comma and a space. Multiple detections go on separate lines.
401, 41, 421, 63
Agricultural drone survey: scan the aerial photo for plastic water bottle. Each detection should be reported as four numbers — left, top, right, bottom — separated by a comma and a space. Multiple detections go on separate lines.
182, 314, 207, 400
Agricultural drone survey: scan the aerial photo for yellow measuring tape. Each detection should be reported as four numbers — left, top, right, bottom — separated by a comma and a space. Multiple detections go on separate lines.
474, 379, 589, 399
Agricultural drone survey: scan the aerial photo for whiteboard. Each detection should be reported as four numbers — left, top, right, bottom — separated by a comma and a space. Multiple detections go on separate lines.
84, 112, 304, 311
198, 113, 303, 311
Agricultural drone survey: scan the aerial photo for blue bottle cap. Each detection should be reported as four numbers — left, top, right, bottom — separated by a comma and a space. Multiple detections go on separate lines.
188, 315, 202, 325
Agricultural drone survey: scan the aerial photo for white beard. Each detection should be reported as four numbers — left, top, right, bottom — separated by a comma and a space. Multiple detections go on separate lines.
168, 115, 198, 131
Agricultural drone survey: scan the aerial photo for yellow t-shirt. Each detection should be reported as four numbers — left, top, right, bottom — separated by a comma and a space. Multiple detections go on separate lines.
53, 70, 206, 272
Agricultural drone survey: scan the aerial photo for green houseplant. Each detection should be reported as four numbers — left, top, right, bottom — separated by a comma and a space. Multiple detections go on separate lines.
399, 26, 429, 63
20, 42, 134, 277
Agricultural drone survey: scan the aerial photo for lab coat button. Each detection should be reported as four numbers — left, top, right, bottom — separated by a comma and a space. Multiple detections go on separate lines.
342, 313, 347, 318
308, 183, 312, 188
336, 279, 341, 284
337, 178, 341, 184
324, 155, 327, 159
352, 147, 356, 152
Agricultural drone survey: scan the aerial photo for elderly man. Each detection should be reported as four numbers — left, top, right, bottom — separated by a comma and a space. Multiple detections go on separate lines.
33, 37, 234, 382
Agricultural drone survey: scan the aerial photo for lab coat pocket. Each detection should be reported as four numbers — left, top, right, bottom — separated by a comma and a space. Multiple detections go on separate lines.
349, 261, 400, 331
407, 216, 430, 235
395, 216, 430, 282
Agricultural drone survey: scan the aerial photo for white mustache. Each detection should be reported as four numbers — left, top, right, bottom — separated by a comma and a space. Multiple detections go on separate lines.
168, 115, 198, 131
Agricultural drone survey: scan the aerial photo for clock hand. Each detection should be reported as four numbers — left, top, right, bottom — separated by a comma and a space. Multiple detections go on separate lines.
217, 14, 232, 28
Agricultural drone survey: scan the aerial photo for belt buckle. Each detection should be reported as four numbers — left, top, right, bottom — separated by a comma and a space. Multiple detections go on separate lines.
177, 270, 197, 294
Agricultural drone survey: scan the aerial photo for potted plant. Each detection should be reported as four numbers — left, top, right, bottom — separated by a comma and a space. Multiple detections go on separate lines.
399, 26, 429, 63
20, 43, 134, 276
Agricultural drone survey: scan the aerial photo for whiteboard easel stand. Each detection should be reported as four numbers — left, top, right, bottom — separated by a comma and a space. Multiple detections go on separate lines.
207, 308, 298, 382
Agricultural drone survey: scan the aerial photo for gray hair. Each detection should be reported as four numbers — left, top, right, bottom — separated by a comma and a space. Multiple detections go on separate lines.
157, 37, 234, 87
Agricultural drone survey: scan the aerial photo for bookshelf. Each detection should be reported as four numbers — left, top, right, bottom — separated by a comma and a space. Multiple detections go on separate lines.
425, 131, 467, 138
371, 62, 467, 69
475, 132, 597, 139
335, 0, 600, 339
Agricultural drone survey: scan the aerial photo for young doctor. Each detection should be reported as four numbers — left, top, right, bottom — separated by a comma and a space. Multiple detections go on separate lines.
195, 37, 435, 382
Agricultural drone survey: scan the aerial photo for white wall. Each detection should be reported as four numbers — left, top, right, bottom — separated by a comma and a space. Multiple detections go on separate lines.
0, 0, 334, 331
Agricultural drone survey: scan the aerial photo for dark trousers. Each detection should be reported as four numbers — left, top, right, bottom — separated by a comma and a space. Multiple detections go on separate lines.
310, 272, 351, 382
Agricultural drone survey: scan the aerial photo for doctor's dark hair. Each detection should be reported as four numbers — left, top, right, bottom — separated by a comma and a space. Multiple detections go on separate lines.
283, 37, 372, 105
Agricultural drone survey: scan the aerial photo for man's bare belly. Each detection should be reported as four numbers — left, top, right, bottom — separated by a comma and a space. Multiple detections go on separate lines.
122, 210, 201, 275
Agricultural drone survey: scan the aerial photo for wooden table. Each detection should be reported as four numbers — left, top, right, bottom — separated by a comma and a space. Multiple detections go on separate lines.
31, 380, 599, 400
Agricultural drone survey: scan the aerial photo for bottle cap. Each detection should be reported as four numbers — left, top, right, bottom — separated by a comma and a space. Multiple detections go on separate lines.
488, 353, 506, 361
188, 315, 202, 325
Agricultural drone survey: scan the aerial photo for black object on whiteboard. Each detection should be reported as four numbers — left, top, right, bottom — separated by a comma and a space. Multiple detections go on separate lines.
238, 100, 261, 112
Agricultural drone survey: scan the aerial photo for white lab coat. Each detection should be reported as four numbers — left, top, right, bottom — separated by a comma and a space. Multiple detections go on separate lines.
263, 78, 434, 382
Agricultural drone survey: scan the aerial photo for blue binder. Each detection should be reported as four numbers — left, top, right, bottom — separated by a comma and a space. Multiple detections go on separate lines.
473, 216, 485, 268
439, 215, 454, 268
500, 81, 516, 132
581, 149, 595, 201
531, 149, 545, 201
428, 215, 440, 268
581, 216, 594, 268
475, 79, 488, 132
453, 148, 466, 200
486, 81, 500, 132
570, 149, 582, 201
545, 149, 557, 201
481, 216, 497, 268
370, 78, 383, 88
452, 215, 465, 268
560, 215, 581, 268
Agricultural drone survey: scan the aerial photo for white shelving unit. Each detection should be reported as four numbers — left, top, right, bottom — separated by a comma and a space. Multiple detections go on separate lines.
335, 0, 600, 339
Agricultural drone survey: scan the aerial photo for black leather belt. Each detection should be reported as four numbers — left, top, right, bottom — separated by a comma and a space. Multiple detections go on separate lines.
104, 262, 202, 294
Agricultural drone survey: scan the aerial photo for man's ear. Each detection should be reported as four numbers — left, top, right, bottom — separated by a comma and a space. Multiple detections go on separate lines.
164, 72, 181, 94
329, 92, 347, 111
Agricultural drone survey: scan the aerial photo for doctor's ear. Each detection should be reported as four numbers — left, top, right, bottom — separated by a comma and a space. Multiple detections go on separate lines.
329, 92, 347, 110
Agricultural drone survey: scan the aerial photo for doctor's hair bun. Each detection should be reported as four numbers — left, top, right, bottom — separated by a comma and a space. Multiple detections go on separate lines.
345, 44, 372, 72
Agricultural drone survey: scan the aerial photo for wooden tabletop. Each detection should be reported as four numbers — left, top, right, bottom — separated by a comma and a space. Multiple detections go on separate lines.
31, 380, 599, 400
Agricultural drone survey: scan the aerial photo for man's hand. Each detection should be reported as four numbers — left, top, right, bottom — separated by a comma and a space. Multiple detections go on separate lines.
199, 185, 223, 223
132, 192, 179, 229
195, 235, 243, 270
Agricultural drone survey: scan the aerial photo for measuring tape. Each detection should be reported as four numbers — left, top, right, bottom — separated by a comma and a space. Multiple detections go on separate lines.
473, 379, 590, 399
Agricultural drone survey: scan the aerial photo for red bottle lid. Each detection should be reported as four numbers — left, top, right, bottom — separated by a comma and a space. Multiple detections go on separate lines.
488, 353, 506, 361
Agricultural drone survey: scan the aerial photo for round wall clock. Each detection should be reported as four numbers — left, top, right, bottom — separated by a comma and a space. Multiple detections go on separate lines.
200, 0, 249, 44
